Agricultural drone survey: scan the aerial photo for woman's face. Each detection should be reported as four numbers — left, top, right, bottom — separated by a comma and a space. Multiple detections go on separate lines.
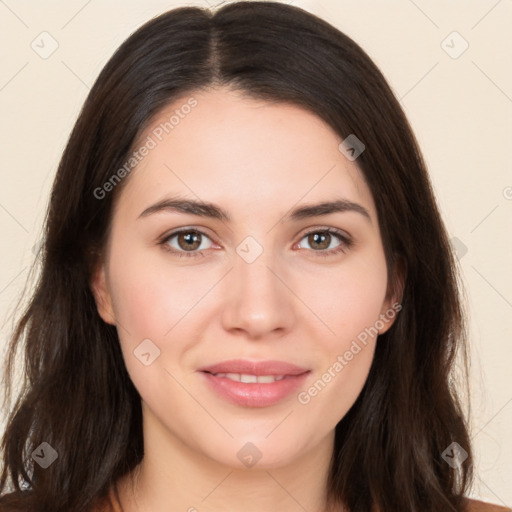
91, 87, 401, 469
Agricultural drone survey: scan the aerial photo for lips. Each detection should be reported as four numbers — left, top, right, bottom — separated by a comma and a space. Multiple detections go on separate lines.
198, 359, 311, 407
198, 359, 310, 377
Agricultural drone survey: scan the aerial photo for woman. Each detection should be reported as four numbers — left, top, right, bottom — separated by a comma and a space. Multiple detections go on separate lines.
0, 2, 508, 511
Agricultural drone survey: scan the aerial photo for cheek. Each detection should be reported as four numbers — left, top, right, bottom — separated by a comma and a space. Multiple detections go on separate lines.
304, 252, 389, 345
296, 253, 388, 421
106, 250, 191, 401
106, 243, 221, 382
108, 243, 206, 337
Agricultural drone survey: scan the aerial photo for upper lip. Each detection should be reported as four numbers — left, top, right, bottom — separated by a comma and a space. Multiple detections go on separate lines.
198, 359, 310, 376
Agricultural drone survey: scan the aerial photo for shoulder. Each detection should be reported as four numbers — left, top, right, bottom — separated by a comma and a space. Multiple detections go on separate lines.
465, 497, 511, 511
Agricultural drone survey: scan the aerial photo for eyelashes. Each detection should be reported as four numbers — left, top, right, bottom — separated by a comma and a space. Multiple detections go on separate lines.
298, 228, 353, 258
160, 229, 213, 258
159, 227, 353, 259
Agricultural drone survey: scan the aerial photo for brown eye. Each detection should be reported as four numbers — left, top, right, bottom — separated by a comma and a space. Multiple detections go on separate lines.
161, 229, 214, 258
176, 231, 202, 251
307, 231, 332, 250
297, 228, 353, 257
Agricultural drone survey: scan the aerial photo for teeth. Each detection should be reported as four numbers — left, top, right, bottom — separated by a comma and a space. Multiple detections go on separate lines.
213, 373, 286, 383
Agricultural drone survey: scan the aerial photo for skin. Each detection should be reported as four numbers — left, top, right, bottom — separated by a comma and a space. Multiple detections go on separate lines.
91, 87, 403, 512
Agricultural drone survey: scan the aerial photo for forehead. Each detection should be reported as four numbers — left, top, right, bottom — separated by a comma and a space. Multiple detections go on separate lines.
118, 87, 375, 221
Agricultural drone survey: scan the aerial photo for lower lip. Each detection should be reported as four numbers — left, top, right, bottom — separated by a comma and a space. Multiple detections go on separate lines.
200, 371, 310, 407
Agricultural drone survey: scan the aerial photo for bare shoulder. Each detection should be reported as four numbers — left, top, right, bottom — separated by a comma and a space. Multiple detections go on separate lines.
465, 497, 511, 511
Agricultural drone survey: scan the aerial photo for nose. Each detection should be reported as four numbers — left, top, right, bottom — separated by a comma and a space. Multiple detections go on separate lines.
220, 245, 296, 340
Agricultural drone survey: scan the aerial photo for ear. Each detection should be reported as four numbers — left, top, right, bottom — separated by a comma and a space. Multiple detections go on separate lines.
377, 256, 406, 335
90, 262, 116, 326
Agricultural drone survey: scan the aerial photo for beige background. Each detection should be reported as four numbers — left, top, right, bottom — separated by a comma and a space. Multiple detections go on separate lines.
0, 0, 511, 506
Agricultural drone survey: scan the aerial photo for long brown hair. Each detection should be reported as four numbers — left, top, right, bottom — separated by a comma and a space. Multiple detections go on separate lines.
1, 2, 473, 511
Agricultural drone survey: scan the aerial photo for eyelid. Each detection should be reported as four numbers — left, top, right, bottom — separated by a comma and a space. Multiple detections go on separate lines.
158, 226, 220, 254
296, 226, 353, 254
298, 225, 351, 241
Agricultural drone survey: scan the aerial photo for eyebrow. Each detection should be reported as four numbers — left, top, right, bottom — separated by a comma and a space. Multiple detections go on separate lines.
137, 196, 372, 224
